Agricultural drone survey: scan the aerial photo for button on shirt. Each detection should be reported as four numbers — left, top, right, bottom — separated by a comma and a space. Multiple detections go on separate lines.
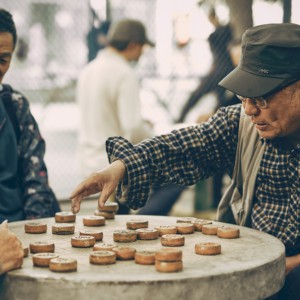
106, 105, 300, 250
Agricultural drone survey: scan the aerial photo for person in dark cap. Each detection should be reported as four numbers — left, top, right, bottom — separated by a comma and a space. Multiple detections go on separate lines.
71, 23, 300, 299
77, 18, 155, 179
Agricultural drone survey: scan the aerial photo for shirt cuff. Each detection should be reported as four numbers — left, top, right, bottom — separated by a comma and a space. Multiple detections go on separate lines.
106, 136, 150, 210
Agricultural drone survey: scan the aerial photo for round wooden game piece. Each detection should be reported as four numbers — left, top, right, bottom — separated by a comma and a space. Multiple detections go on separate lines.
176, 217, 197, 223
90, 251, 116, 265
93, 243, 117, 251
49, 257, 77, 272
94, 210, 115, 219
24, 222, 47, 234
99, 202, 119, 212
52, 223, 75, 235
30, 241, 55, 254
155, 225, 177, 236
83, 216, 105, 227
32, 253, 59, 267
23, 246, 29, 257
134, 250, 156, 265
126, 219, 149, 230
161, 234, 185, 247
155, 248, 182, 262
55, 212, 76, 223
113, 230, 137, 243
79, 230, 103, 241
176, 223, 195, 234
155, 260, 183, 273
195, 242, 221, 255
71, 236, 95, 248
217, 226, 240, 239
136, 228, 159, 240
192, 219, 213, 231
202, 224, 219, 235
112, 246, 136, 260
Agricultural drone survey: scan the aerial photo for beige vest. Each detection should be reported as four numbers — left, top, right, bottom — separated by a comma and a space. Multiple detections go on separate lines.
216, 109, 266, 226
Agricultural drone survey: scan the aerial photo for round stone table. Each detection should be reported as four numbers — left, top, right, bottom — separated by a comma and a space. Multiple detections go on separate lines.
0, 215, 285, 300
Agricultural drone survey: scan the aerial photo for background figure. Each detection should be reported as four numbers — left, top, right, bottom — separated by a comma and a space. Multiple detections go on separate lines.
77, 18, 155, 179
0, 8, 60, 223
177, 7, 238, 123
77, 18, 185, 214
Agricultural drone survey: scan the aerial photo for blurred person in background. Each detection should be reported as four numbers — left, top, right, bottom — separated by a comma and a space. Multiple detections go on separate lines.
177, 6, 238, 124
77, 18, 186, 214
0, 8, 60, 223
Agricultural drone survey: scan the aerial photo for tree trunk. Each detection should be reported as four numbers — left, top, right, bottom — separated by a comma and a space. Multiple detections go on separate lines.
283, 0, 292, 23
225, 0, 253, 41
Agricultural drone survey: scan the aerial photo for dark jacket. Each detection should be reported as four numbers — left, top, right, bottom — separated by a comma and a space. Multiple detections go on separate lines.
0, 84, 60, 222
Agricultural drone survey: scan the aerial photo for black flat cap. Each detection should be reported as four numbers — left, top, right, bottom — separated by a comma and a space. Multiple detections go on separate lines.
219, 23, 300, 97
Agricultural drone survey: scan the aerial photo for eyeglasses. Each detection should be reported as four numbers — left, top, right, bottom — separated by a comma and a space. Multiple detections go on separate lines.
236, 95, 268, 109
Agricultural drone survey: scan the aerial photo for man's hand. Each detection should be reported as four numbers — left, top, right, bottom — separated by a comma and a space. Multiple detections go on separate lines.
286, 254, 300, 274
0, 221, 24, 274
70, 160, 126, 213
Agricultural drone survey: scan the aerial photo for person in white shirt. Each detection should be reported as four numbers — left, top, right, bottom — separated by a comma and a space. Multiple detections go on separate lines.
77, 19, 154, 178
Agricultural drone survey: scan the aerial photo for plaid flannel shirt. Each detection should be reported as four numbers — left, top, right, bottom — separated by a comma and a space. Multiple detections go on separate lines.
107, 105, 300, 250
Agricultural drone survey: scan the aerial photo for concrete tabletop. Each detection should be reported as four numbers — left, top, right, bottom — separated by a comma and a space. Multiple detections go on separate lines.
0, 215, 285, 300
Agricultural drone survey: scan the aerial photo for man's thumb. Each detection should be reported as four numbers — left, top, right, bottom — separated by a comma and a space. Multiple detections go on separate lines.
0, 220, 8, 228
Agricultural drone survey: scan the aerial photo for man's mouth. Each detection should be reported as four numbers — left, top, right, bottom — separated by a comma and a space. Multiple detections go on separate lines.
253, 122, 268, 130
252, 119, 269, 130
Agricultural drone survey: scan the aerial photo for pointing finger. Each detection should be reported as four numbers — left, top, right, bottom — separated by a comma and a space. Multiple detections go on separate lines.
71, 196, 82, 214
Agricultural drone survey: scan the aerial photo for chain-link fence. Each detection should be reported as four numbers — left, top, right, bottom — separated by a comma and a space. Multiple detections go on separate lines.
0, 0, 299, 201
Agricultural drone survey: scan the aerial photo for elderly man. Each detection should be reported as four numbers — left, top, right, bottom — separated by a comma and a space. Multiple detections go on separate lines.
70, 23, 300, 299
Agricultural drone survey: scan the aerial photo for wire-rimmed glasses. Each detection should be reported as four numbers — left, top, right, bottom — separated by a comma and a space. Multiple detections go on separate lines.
236, 95, 268, 109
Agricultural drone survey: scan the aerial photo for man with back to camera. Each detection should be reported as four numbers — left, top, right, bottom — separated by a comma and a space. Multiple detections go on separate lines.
76, 19, 155, 178
71, 23, 300, 299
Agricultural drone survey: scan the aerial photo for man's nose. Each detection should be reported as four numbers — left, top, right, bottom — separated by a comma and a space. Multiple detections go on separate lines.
243, 99, 260, 116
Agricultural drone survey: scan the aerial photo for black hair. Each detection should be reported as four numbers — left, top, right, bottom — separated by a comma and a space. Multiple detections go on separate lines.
108, 40, 131, 51
0, 8, 17, 48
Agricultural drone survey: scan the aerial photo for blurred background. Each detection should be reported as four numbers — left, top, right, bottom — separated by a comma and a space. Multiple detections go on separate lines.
1, 0, 299, 216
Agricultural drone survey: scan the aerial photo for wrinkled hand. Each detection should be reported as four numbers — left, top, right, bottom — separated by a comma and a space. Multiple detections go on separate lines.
70, 160, 126, 213
0, 221, 24, 274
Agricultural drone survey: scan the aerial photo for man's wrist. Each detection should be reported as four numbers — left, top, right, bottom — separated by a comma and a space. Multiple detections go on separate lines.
112, 160, 126, 180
